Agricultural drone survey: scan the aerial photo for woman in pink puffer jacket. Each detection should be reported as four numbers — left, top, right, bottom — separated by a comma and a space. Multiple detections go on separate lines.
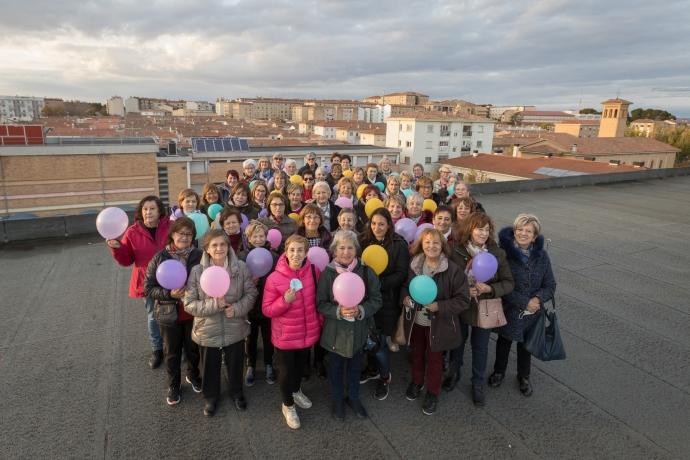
262, 234, 321, 430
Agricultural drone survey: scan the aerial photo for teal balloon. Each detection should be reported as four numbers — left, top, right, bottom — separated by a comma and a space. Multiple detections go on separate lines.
447, 185, 455, 196
249, 180, 257, 190
189, 212, 210, 240
207, 203, 223, 220
375, 182, 385, 192
409, 275, 437, 305
402, 188, 413, 198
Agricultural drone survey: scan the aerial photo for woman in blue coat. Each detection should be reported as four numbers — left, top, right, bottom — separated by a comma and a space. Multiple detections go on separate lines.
488, 214, 556, 397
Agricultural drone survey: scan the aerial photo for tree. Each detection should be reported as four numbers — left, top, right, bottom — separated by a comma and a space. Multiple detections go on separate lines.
630, 108, 676, 121
655, 125, 690, 165
579, 108, 600, 115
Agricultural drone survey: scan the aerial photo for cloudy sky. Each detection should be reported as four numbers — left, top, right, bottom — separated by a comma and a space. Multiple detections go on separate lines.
1, 0, 689, 115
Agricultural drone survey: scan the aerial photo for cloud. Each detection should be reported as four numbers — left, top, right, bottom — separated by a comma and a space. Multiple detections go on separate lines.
0, 0, 688, 115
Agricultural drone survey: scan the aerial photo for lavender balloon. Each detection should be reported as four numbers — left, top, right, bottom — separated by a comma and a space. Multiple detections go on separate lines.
96, 207, 129, 240
394, 218, 417, 243
472, 252, 498, 283
334, 196, 353, 209
240, 213, 249, 231
414, 223, 434, 241
156, 259, 187, 290
246, 248, 273, 278
259, 208, 269, 218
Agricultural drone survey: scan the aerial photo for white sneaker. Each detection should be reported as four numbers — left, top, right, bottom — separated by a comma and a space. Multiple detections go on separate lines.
387, 336, 400, 352
282, 404, 301, 429
292, 389, 312, 409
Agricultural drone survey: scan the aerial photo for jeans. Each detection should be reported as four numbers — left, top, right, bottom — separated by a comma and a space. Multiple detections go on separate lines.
329, 351, 364, 402
144, 296, 163, 351
450, 323, 491, 387
371, 333, 391, 379
493, 335, 532, 379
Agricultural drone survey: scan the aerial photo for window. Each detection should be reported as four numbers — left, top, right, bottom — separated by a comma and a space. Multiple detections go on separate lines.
453, 132, 458, 137
427, 124, 434, 133
402, 156, 410, 164
476, 140, 483, 148
399, 123, 403, 131
452, 147, 457, 152
425, 157, 432, 164
406, 141, 412, 147
440, 124, 450, 137
406, 124, 412, 132
462, 125, 472, 137
425, 141, 432, 149
438, 154, 448, 161
398, 140, 402, 147
477, 125, 484, 134
439, 141, 449, 147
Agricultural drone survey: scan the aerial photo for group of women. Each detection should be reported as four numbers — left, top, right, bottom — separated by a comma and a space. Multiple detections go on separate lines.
106, 152, 556, 428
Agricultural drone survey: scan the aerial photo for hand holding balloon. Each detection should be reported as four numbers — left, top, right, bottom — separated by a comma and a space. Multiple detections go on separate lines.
106, 239, 121, 249
170, 288, 185, 299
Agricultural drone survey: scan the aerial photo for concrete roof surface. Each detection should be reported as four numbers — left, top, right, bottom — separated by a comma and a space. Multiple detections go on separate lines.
1, 176, 689, 459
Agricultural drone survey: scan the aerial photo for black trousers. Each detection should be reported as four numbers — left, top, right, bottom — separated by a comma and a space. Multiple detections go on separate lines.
159, 320, 200, 388
199, 340, 244, 402
274, 347, 310, 406
245, 317, 274, 368
493, 335, 532, 379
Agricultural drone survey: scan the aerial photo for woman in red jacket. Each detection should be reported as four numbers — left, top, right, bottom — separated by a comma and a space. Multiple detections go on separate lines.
262, 235, 321, 430
107, 195, 170, 369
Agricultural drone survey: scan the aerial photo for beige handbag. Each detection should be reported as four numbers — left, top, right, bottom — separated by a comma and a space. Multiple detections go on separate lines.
394, 311, 407, 345
477, 298, 507, 329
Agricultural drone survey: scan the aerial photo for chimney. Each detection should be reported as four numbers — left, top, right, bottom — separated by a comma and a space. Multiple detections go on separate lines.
571, 143, 577, 154
512, 144, 519, 157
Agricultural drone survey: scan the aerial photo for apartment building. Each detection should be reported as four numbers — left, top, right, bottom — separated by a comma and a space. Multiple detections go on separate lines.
106, 96, 125, 117
363, 92, 429, 106
0, 96, 45, 122
554, 120, 600, 138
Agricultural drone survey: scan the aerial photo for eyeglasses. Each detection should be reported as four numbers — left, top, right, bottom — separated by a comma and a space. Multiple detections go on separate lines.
176, 232, 194, 238
304, 177, 314, 182
270, 202, 285, 207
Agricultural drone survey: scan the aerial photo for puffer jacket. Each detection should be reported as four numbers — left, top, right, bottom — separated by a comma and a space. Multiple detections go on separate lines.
183, 251, 258, 348
497, 227, 556, 342
144, 247, 203, 322
258, 216, 297, 252
450, 241, 515, 327
110, 217, 170, 298
317, 261, 383, 358
262, 255, 321, 350
400, 254, 470, 352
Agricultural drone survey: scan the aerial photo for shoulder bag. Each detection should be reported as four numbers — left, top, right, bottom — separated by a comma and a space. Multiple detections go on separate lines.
523, 298, 566, 361
477, 297, 507, 329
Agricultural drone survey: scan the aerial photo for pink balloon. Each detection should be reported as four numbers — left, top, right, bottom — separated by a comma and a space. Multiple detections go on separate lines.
307, 247, 330, 271
267, 228, 282, 250
200, 266, 231, 298
333, 272, 365, 308
334, 196, 353, 209
96, 207, 129, 240
414, 223, 434, 241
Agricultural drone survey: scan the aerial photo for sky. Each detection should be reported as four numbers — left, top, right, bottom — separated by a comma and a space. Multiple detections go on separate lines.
1, 0, 689, 116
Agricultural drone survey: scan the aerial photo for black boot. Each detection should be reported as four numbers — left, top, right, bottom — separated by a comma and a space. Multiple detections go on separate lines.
442, 372, 460, 392
148, 350, 163, 369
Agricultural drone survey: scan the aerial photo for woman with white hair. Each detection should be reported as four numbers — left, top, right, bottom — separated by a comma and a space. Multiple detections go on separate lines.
285, 159, 298, 177
242, 159, 258, 183
312, 181, 341, 232
449, 180, 485, 213
488, 214, 556, 397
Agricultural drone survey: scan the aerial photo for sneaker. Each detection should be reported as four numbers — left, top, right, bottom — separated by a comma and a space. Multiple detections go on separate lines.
374, 374, 391, 400
405, 382, 422, 401
359, 368, 380, 384
203, 399, 217, 417
346, 398, 368, 418
422, 393, 438, 415
245, 366, 255, 387
472, 385, 486, 407
265, 365, 276, 385
332, 400, 345, 421
518, 376, 533, 397
292, 389, 312, 409
386, 336, 399, 352
282, 404, 300, 429
185, 375, 202, 393
488, 372, 505, 388
149, 349, 163, 369
234, 394, 247, 411
166, 385, 181, 406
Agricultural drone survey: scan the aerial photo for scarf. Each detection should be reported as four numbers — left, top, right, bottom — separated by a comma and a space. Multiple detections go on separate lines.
166, 244, 193, 265
465, 241, 487, 258
514, 240, 531, 264
334, 258, 358, 274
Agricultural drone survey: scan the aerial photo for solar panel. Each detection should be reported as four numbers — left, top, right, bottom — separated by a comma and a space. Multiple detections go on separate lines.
195, 138, 206, 152
222, 139, 232, 150
230, 138, 240, 151
239, 139, 249, 150
214, 139, 224, 151
534, 167, 586, 177
190, 137, 249, 153
204, 139, 215, 151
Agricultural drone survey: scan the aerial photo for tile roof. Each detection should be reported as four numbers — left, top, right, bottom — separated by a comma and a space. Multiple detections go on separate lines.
520, 111, 575, 117
386, 111, 494, 123
518, 133, 680, 155
443, 153, 641, 179
601, 98, 633, 105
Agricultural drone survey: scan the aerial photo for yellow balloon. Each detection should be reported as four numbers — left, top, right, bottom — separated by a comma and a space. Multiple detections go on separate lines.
362, 245, 388, 275
288, 213, 300, 222
356, 183, 368, 200
342, 169, 354, 178
365, 198, 384, 218
423, 199, 437, 213
290, 175, 303, 186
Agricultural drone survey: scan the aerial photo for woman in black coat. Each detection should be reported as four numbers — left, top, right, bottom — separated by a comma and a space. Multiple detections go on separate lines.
144, 217, 203, 406
488, 214, 556, 397
358, 208, 410, 401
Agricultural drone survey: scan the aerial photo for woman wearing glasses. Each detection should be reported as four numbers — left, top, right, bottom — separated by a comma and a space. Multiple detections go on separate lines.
259, 191, 297, 252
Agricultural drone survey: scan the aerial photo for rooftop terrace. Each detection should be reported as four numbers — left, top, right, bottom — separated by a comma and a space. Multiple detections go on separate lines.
0, 176, 689, 458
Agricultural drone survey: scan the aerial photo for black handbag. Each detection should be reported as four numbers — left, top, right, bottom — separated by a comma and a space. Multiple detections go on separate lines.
154, 300, 178, 326
523, 299, 566, 361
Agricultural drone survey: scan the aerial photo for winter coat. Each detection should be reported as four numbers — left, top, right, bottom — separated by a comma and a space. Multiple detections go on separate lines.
296, 226, 333, 253
400, 254, 470, 352
450, 241, 515, 327
259, 216, 297, 252
183, 251, 258, 348
235, 202, 260, 221
144, 248, 203, 322
262, 255, 321, 350
496, 227, 556, 342
110, 217, 170, 298
236, 242, 280, 320
317, 261, 383, 358
359, 232, 410, 336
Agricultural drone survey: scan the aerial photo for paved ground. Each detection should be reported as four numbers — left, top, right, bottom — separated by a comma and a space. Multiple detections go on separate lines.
1, 176, 689, 459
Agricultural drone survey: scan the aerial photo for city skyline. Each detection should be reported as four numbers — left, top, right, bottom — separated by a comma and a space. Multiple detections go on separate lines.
1, 1, 689, 116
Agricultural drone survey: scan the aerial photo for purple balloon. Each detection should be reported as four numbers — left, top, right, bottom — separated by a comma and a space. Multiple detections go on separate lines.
323, 163, 331, 174
394, 218, 417, 243
414, 223, 434, 241
156, 259, 187, 290
240, 213, 249, 231
246, 247, 273, 278
258, 208, 269, 218
307, 247, 329, 271
472, 252, 498, 283
174, 208, 184, 218
334, 196, 353, 209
